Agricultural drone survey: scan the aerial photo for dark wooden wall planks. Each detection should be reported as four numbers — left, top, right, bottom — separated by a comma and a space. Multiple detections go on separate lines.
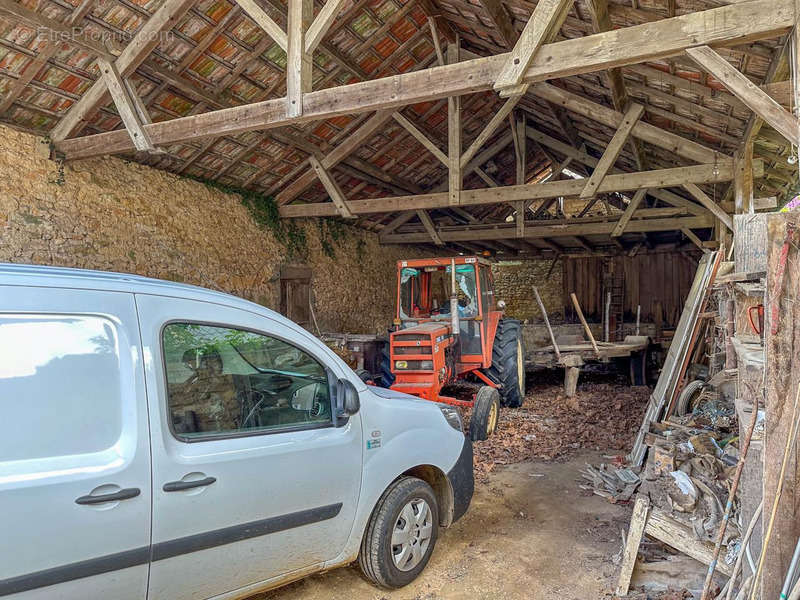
562, 252, 698, 326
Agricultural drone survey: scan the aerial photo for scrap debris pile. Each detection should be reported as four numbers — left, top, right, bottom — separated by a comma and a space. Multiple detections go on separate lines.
468, 372, 650, 482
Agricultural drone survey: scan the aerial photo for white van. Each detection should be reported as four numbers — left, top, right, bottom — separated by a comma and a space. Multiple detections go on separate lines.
0, 264, 473, 599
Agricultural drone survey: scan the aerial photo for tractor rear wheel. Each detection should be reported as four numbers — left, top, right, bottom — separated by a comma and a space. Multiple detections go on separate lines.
469, 386, 500, 442
488, 318, 525, 408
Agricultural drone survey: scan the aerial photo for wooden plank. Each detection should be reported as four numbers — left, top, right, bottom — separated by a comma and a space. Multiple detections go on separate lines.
616, 496, 650, 596
54, 0, 794, 158
612, 188, 647, 237
392, 112, 448, 165
494, 0, 575, 93
281, 161, 748, 217
98, 59, 154, 151
683, 183, 734, 231
686, 45, 800, 146
416, 210, 444, 245
49, 0, 195, 141
645, 508, 733, 576
305, 0, 348, 53
235, 0, 287, 50
307, 156, 354, 218
287, 0, 312, 118
580, 103, 644, 199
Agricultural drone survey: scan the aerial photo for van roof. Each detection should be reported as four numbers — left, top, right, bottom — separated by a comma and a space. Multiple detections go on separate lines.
0, 263, 267, 315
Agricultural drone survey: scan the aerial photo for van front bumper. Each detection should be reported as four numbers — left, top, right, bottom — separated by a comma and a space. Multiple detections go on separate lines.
446, 435, 474, 523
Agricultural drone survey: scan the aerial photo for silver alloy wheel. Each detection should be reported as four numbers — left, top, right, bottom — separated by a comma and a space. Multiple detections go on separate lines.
391, 498, 433, 571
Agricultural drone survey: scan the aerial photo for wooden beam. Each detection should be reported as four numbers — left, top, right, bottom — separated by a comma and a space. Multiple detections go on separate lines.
515, 112, 527, 238
392, 112, 448, 165
494, 0, 575, 95
448, 42, 462, 207
681, 228, 708, 252
683, 183, 734, 231
611, 188, 647, 237
587, 0, 647, 170
380, 214, 715, 244
530, 83, 724, 165
734, 142, 755, 214
417, 210, 444, 245
428, 17, 445, 66
281, 161, 752, 217
305, 0, 347, 54
97, 59, 154, 152
478, 0, 517, 48
276, 109, 394, 204
580, 103, 644, 199
460, 94, 522, 168
308, 156, 355, 218
235, 0, 288, 51
50, 0, 195, 141
380, 211, 417, 236
54, 0, 794, 158
686, 45, 800, 146
287, 0, 313, 118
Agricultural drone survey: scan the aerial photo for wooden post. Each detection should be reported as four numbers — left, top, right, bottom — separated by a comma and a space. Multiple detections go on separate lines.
616, 496, 650, 596
564, 366, 581, 397
447, 41, 461, 207
734, 143, 754, 214
571, 292, 600, 357
760, 214, 800, 600
533, 286, 560, 361
287, 0, 312, 118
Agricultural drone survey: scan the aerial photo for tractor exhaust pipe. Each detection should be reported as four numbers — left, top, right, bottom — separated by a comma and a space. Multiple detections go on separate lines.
450, 258, 460, 337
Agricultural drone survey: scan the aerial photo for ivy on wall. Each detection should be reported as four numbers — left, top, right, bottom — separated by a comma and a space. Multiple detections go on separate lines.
186, 177, 354, 260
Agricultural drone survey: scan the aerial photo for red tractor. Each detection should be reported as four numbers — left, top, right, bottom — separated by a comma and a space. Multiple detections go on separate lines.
385, 256, 525, 441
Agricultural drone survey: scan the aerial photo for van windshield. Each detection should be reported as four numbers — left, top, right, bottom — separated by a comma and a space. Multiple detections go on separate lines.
399, 265, 478, 320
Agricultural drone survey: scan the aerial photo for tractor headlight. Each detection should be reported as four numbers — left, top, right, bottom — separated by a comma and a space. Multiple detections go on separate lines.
395, 360, 434, 370
439, 405, 463, 432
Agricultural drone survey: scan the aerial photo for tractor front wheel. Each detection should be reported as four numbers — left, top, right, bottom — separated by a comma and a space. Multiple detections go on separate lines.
488, 318, 526, 408
469, 386, 500, 442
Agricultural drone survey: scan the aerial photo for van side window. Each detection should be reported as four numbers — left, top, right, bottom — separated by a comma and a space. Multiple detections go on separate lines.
162, 323, 332, 440
0, 315, 123, 461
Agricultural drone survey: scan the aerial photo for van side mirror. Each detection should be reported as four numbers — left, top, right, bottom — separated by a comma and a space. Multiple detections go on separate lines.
336, 378, 360, 417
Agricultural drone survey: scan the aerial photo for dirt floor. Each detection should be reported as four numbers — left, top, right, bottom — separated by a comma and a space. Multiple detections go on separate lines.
253, 371, 667, 600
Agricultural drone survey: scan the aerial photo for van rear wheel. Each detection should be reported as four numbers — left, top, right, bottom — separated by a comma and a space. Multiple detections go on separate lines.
359, 476, 439, 588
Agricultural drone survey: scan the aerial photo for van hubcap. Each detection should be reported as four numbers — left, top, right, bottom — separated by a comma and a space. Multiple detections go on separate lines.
391, 498, 433, 571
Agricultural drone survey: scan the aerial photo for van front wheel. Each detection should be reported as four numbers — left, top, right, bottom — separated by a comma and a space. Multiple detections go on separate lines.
358, 476, 439, 588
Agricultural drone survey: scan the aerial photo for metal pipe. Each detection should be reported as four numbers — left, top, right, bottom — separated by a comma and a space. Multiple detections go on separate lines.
781, 537, 800, 600
636, 305, 641, 335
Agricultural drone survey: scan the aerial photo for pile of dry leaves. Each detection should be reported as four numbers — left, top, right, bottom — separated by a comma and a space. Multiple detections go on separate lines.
466, 371, 651, 482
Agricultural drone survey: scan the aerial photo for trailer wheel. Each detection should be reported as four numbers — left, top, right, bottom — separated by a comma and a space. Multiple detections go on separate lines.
629, 349, 648, 386
469, 386, 500, 442
488, 318, 525, 408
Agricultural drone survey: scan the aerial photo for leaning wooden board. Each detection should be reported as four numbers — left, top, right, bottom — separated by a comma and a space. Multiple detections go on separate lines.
627, 251, 721, 467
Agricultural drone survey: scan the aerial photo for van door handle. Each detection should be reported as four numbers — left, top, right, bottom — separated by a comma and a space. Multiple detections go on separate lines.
76, 487, 141, 505
162, 477, 217, 492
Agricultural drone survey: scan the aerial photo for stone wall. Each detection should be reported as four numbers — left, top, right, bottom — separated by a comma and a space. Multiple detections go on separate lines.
0, 125, 420, 335
491, 259, 564, 323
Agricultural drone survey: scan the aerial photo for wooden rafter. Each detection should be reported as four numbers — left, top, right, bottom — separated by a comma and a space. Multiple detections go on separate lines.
611, 188, 647, 237
98, 59, 154, 152
579, 103, 644, 199
308, 156, 355, 218
52, 0, 794, 159
50, 0, 196, 141
686, 45, 800, 147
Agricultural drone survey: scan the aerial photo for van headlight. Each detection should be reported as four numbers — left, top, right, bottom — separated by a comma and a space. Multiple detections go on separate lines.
439, 405, 462, 431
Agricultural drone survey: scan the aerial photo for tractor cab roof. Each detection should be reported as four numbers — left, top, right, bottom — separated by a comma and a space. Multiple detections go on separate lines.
397, 256, 492, 269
